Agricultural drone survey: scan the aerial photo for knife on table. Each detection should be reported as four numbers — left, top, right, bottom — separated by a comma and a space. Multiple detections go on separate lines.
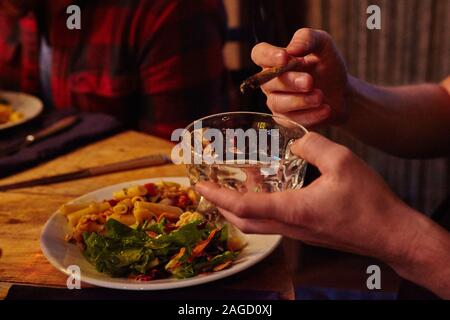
0, 115, 80, 157
0, 154, 172, 191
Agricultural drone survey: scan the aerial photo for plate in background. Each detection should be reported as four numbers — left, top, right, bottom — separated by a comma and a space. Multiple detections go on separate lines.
0, 91, 43, 130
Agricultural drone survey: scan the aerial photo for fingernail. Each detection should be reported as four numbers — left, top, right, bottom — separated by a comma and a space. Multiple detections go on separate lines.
275, 51, 287, 64
305, 94, 321, 104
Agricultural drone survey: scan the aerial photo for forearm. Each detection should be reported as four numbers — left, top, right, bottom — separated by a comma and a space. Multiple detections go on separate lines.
387, 207, 450, 299
340, 75, 450, 158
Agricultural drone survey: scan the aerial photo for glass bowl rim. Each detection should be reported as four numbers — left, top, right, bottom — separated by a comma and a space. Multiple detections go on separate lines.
185, 111, 308, 133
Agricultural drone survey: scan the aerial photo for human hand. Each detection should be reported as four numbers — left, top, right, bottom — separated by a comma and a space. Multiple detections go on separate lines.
251, 28, 348, 127
195, 132, 421, 264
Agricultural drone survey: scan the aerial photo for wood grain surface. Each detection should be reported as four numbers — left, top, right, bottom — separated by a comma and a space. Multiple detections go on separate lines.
0, 131, 294, 300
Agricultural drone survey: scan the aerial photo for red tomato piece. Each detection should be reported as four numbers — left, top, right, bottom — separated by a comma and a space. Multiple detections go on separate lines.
144, 183, 158, 196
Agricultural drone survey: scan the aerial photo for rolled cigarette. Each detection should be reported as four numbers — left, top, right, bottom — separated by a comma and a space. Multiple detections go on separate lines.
240, 58, 302, 94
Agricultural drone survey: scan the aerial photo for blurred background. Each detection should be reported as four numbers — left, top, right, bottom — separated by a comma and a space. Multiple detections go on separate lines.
222, 0, 450, 296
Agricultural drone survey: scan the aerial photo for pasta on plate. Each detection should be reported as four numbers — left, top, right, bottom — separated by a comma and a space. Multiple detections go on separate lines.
0, 97, 23, 124
62, 181, 246, 281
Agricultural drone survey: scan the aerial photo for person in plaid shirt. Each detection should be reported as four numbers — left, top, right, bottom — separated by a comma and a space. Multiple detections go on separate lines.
0, 0, 228, 138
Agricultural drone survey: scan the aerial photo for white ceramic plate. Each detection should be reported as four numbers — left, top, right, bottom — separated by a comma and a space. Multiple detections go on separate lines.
0, 91, 43, 130
40, 177, 282, 290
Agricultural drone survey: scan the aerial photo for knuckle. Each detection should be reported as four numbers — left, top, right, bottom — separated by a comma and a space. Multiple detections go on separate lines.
303, 132, 321, 147
316, 30, 332, 51
317, 29, 331, 39
315, 105, 332, 121
295, 132, 316, 156
290, 33, 309, 48
315, 88, 324, 99
292, 28, 330, 53
312, 89, 324, 104
333, 146, 353, 168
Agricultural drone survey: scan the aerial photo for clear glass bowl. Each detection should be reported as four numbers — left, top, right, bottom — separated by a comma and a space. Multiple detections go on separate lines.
184, 112, 308, 193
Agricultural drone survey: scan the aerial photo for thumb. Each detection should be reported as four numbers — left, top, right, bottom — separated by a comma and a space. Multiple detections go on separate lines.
291, 132, 350, 174
287, 28, 331, 57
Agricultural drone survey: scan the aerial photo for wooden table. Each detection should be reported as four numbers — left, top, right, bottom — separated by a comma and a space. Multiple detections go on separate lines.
0, 131, 294, 300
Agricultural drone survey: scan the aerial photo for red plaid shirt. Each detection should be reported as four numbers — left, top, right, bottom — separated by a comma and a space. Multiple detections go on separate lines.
0, 0, 227, 138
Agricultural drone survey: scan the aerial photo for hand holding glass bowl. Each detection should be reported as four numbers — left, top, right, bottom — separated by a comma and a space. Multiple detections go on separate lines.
180, 112, 308, 224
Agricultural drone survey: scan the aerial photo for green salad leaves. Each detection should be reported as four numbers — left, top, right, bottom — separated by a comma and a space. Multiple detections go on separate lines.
82, 218, 237, 279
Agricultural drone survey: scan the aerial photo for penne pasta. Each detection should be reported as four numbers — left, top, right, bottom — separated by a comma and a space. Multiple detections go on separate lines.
119, 198, 133, 207
133, 207, 156, 224
134, 201, 183, 219
131, 196, 145, 205
107, 213, 136, 226
67, 202, 110, 227
113, 203, 129, 215
155, 181, 178, 187
60, 202, 94, 216
112, 198, 133, 215
113, 185, 147, 200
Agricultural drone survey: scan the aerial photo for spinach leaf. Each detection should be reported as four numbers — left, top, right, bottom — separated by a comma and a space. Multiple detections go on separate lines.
81, 218, 236, 279
144, 218, 167, 235
83, 219, 158, 277
154, 220, 209, 250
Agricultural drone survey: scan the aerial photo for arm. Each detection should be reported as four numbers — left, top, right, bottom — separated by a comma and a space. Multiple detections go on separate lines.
343, 76, 450, 158
391, 206, 450, 299
251, 28, 450, 158
196, 132, 450, 298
